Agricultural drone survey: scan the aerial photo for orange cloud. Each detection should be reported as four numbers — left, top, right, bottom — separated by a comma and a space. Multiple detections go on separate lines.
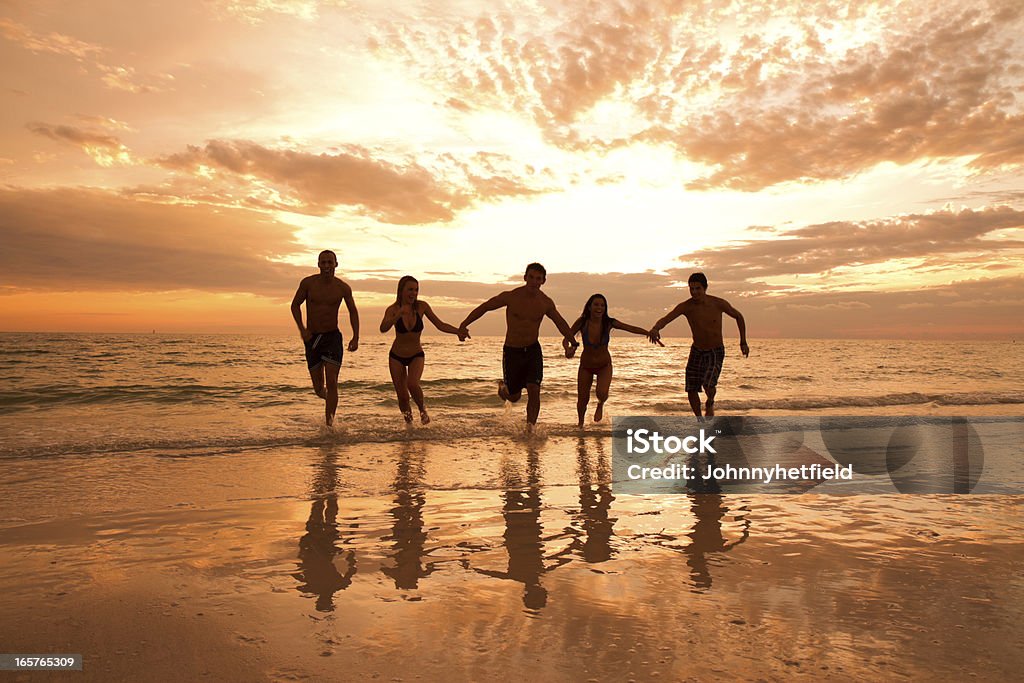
155, 140, 553, 223
0, 186, 305, 294
156, 139, 466, 223
27, 122, 134, 166
0, 17, 103, 59
374, 1, 1024, 187
672, 206, 1024, 288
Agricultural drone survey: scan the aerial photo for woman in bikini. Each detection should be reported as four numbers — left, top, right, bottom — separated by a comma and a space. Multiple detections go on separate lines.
380, 275, 468, 424
567, 293, 658, 428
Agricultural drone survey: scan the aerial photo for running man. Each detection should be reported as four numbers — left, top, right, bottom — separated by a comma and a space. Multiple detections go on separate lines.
459, 263, 578, 426
648, 272, 748, 419
290, 250, 360, 426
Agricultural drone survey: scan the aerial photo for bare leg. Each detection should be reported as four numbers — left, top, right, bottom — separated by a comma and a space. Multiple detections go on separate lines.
324, 363, 341, 426
388, 358, 413, 422
594, 363, 612, 422
407, 356, 429, 424
309, 365, 326, 399
526, 383, 541, 425
576, 366, 593, 428
704, 385, 717, 417
687, 390, 703, 419
499, 380, 522, 403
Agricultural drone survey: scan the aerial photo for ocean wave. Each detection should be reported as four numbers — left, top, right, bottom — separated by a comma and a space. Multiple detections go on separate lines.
645, 392, 1024, 412
0, 414, 616, 460
0, 383, 311, 407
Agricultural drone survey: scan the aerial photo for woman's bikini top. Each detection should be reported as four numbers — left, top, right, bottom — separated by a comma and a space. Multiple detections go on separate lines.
581, 318, 614, 348
395, 307, 424, 334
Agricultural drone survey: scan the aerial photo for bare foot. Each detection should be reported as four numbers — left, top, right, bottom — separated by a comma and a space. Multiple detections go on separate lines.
577, 420, 585, 429
594, 402, 605, 422
402, 410, 413, 424
419, 410, 430, 425
497, 380, 510, 402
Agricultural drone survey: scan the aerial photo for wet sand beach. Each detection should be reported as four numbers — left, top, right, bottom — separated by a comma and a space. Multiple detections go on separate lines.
2, 434, 1022, 681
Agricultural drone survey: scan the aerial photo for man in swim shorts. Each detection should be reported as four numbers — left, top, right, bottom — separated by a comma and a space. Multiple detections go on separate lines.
648, 272, 748, 420
290, 250, 360, 426
459, 263, 578, 426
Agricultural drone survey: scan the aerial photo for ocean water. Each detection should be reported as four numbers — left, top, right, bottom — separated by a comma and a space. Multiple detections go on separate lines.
1, 333, 1022, 459
1, 333, 1022, 679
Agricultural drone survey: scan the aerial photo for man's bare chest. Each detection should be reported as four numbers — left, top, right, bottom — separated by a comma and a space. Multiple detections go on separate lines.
308, 281, 344, 306
508, 299, 547, 322
686, 306, 721, 328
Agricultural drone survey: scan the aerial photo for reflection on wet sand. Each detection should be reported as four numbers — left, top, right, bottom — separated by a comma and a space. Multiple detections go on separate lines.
562, 437, 615, 564
683, 493, 750, 591
381, 443, 433, 589
293, 446, 357, 611
472, 447, 570, 610
633, 453, 751, 591
289, 438, 758, 609
1, 424, 1020, 682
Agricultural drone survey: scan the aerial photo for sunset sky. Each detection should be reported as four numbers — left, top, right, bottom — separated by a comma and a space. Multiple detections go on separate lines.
2, 0, 1023, 338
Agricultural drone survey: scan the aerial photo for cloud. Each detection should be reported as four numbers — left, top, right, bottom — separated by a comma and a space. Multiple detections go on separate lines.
372, 1, 1024, 187
1, 184, 1020, 339
155, 139, 466, 223
211, 0, 342, 23
0, 17, 103, 59
27, 122, 134, 166
98, 64, 175, 94
671, 206, 1024, 286
0, 16, 175, 96
155, 139, 554, 223
0, 186, 306, 295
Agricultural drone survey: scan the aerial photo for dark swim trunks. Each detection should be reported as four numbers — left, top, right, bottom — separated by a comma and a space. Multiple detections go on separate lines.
305, 329, 344, 370
502, 342, 543, 395
684, 345, 725, 393
388, 350, 425, 367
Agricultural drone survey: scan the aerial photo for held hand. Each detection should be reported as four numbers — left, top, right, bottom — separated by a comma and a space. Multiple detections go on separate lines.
740, 341, 749, 357
647, 329, 663, 346
348, 339, 359, 352
457, 327, 471, 342
563, 336, 579, 358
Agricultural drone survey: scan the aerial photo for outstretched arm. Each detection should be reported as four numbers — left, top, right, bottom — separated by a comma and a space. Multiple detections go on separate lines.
424, 302, 469, 341
379, 303, 400, 333
613, 319, 665, 345
290, 281, 311, 340
648, 302, 686, 344
721, 299, 749, 357
344, 286, 360, 352
546, 305, 580, 354
459, 293, 507, 330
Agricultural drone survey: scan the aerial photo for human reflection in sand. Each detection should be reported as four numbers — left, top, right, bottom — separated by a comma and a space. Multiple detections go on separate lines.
683, 453, 750, 591
293, 445, 357, 611
381, 442, 433, 589
637, 452, 751, 592
474, 446, 569, 611
568, 437, 616, 564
